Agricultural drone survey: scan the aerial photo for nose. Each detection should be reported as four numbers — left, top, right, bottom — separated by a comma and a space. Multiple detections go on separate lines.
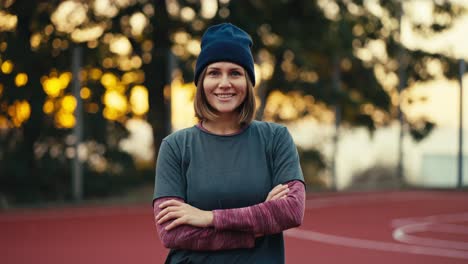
218, 74, 232, 88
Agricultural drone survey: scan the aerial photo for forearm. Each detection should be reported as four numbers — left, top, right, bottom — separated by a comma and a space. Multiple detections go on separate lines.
153, 197, 255, 251
212, 180, 305, 234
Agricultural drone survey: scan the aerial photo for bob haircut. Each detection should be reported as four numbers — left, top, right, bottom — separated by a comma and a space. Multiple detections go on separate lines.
194, 66, 256, 126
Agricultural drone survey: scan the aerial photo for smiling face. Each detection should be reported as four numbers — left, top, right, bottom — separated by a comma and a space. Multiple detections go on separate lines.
202, 62, 247, 118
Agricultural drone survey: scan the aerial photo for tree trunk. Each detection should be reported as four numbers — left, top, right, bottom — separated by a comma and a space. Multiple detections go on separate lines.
146, 0, 171, 161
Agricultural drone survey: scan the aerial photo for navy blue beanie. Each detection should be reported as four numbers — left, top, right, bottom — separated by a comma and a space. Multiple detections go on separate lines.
194, 23, 255, 86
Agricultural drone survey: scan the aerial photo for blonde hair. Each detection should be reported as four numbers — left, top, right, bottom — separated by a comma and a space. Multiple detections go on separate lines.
194, 67, 256, 126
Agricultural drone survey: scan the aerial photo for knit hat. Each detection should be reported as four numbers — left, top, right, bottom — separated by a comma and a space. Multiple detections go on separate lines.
194, 23, 255, 86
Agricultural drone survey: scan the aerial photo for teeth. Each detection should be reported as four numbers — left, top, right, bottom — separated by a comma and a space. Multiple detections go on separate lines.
216, 94, 234, 98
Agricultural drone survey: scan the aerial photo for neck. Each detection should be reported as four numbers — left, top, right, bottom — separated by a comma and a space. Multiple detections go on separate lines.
202, 116, 241, 135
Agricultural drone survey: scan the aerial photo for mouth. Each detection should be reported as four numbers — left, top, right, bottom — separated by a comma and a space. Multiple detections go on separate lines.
214, 93, 236, 99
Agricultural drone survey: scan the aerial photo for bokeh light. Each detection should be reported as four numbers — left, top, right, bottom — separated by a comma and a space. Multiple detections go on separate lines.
15, 73, 28, 87
1, 60, 13, 74
130, 85, 149, 116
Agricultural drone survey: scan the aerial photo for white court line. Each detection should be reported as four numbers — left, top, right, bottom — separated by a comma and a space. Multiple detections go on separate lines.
392, 213, 468, 228
285, 228, 468, 259
291, 192, 468, 259
393, 213, 468, 250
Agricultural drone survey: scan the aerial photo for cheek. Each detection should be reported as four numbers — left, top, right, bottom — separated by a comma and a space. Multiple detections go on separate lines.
202, 80, 213, 93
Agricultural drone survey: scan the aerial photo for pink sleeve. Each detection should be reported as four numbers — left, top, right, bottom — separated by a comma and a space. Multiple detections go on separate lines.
212, 180, 305, 234
153, 197, 255, 251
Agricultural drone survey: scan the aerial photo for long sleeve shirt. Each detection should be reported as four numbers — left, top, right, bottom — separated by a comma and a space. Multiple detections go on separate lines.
153, 180, 305, 251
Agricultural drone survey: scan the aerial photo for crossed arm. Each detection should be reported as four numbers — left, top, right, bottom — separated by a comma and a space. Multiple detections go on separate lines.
153, 180, 305, 251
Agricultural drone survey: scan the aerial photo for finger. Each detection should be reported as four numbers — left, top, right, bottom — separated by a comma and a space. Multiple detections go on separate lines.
266, 185, 287, 200
165, 217, 186, 231
159, 199, 183, 209
269, 185, 288, 198
158, 211, 181, 225
267, 185, 287, 201
266, 186, 284, 202
156, 206, 177, 220
271, 184, 286, 192
270, 188, 289, 201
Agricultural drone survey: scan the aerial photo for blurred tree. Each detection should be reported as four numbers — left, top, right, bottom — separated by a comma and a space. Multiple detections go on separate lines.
164, 0, 465, 131
160, 0, 466, 187
0, 0, 162, 204
0, 0, 466, 204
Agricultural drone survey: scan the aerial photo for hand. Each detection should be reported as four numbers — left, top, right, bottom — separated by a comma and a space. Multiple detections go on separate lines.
265, 184, 289, 202
156, 199, 214, 231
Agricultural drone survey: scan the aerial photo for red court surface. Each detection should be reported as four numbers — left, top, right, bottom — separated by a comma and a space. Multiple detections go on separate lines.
1, 190, 467, 264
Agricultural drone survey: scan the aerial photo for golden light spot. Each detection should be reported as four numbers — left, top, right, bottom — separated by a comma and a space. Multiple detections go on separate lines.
0, 115, 9, 129
254, 64, 262, 84
142, 40, 153, 52
103, 90, 127, 113
171, 79, 197, 130
0, 42, 7, 52
89, 68, 102, 80
200, 0, 218, 19
260, 62, 274, 81
114, 84, 126, 93
136, 71, 145, 83
56, 111, 75, 128
101, 72, 118, 88
59, 72, 72, 87
87, 40, 99, 49
352, 24, 364, 36
103, 57, 114, 68
43, 99, 55, 114
30, 33, 42, 49
86, 102, 99, 113
7, 104, 15, 117
62, 95, 77, 112
109, 35, 132, 56
9, 100, 31, 126
15, 73, 28, 87
130, 55, 142, 69
180, 7, 196, 22
186, 39, 201, 56
61, 39, 69, 49
122, 72, 137, 84
1, 60, 13, 74
0, 83, 3, 97
71, 24, 105, 43
103, 107, 120, 120
17, 101, 31, 122
52, 38, 61, 49
118, 57, 132, 71
171, 44, 185, 57
340, 58, 352, 72
80, 87, 91, 99
360, 103, 374, 114
0, 11, 17, 32
129, 12, 148, 37
130, 85, 149, 115
43, 77, 62, 97
299, 71, 319, 83
166, 0, 180, 18
142, 53, 152, 64
173, 31, 190, 45
44, 24, 54, 35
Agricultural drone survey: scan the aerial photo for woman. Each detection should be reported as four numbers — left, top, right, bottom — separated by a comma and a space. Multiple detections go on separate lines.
153, 23, 305, 264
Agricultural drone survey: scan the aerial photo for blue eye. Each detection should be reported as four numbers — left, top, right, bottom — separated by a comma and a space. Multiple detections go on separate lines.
207, 70, 220, 76
231, 71, 242, 76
